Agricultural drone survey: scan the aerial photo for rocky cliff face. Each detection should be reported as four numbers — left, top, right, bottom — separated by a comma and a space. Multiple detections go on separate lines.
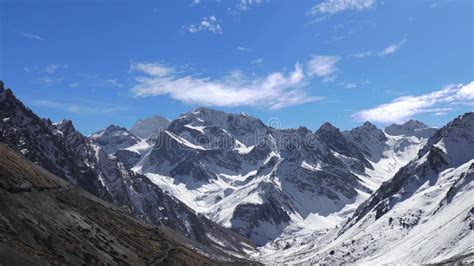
0, 144, 253, 264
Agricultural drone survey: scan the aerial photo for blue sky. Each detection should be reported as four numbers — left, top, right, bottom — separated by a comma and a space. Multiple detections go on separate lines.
1, 0, 473, 135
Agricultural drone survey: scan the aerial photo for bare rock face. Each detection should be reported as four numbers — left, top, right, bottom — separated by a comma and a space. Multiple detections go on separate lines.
344, 121, 388, 162
0, 144, 252, 265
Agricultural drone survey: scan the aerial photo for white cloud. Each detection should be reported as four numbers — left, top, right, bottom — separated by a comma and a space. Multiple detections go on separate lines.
352, 51, 374, 58
353, 82, 474, 123
236, 46, 254, 52
307, 56, 340, 80
344, 82, 357, 89
251, 58, 264, 65
130, 62, 172, 77
309, 0, 375, 16
69, 82, 80, 88
41, 64, 67, 74
186, 16, 223, 34
130, 61, 323, 110
20, 32, 45, 41
104, 79, 124, 88
352, 39, 407, 58
379, 39, 407, 56
238, 0, 264, 11
457, 81, 474, 100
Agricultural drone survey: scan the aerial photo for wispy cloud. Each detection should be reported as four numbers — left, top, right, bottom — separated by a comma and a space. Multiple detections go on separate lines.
185, 16, 223, 34
35, 76, 64, 86
379, 39, 407, 56
250, 58, 264, 65
129, 61, 324, 110
344, 82, 357, 89
20, 32, 45, 41
24, 64, 67, 74
76, 73, 126, 89
353, 81, 474, 123
352, 39, 407, 58
308, 0, 375, 19
307, 55, 340, 81
238, 0, 265, 11
33, 99, 128, 115
41, 64, 67, 74
236, 46, 254, 52
104, 79, 124, 88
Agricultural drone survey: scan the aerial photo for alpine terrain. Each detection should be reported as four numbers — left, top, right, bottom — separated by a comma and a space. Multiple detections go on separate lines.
0, 80, 472, 264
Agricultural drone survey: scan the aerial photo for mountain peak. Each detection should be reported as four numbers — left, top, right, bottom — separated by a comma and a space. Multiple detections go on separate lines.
130, 115, 170, 139
54, 119, 75, 131
182, 106, 227, 119
90, 124, 133, 142
176, 106, 265, 131
0, 80, 4, 92
317, 122, 340, 133
385, 119, 436, 138
362, 121, 377, 129
106, 124, 125, 131
418, 112, 474, 167
403, 119, 430, 128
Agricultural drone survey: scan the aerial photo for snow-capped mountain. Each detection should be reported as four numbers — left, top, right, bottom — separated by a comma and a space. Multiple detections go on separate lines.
106, 107, 435, 246
0, 82, 255, 258
261, 113, 474, 264
89, 125, 140, 154
385, 119, 438, 139
2, 79, 471, 263
130, 115, 170, 139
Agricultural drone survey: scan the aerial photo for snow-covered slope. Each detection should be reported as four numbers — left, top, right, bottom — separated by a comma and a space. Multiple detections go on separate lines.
263, 112, 474, 264
129, 107, 434, 246
346, 121, 433, 191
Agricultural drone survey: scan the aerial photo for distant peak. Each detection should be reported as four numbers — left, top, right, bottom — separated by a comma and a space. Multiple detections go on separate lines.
388, 119, 430, 130
0, 80, 4, 92
404, 119, 429, 128
362, 121, 377, 128
106, 124, 125, 131
385, 118, 436, 138
318, 122, 339, 132
192, 106, 215, 113
55, 119, 73, 127
130, 115, 170, 139
55, 119, 78, 134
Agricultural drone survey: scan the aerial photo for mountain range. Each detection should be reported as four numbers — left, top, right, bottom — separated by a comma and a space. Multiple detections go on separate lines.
0, 80, 472, 264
